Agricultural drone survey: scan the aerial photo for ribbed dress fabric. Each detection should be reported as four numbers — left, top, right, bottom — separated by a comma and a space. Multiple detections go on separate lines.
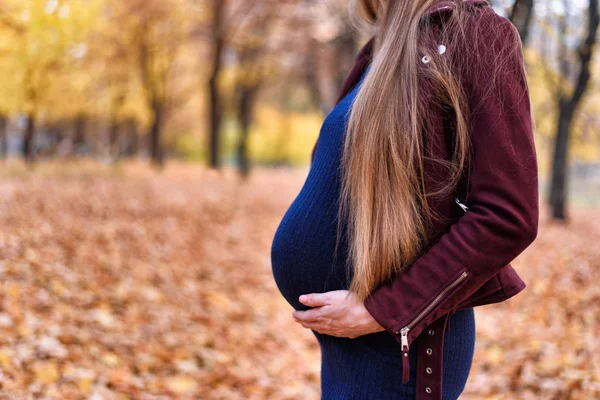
270, 65, 476, 400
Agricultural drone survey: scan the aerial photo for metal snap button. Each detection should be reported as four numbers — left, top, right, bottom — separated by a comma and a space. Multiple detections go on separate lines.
425, 387, 432, 393
428, 329, 434, 336
426, 367, 432, 374
426, 348, 433, 355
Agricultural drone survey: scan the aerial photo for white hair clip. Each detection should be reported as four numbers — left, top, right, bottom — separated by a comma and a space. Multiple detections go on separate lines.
421, 55, 431, 64
438, 44, 446, 55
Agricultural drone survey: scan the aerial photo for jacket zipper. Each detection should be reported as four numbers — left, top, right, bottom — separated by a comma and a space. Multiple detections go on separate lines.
455, 197, 469, 212
395, 270, 469, 383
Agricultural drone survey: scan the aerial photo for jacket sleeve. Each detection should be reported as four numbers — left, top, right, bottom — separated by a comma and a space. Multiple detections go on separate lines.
362, 11, 539, 347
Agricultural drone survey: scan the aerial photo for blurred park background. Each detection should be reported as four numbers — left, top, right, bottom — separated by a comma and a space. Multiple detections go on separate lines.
0, 0, 599, 398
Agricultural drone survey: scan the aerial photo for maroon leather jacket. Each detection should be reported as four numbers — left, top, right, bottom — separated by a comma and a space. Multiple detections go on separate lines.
309, 1, 539, 399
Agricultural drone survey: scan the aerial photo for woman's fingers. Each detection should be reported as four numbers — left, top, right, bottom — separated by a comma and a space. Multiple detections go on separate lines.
298, 293, 330, 307
292, 291, 352, 335
292, 307, 323, 323
293, 316, 327, 333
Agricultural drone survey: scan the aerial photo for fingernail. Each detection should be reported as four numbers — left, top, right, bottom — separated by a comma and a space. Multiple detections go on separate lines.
299, 295, 306, 303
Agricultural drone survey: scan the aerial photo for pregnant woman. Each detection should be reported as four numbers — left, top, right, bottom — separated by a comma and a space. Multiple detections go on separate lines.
271, 1, 539, 399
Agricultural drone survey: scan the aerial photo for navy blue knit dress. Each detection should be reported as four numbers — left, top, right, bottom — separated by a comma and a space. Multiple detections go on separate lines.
271, 65, 476, 400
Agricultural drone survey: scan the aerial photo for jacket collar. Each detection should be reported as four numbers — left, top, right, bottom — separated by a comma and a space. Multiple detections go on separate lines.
334, 0, 489, 105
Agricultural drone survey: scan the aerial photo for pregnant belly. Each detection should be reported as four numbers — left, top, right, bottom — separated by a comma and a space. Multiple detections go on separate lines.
270, 196, 350, 311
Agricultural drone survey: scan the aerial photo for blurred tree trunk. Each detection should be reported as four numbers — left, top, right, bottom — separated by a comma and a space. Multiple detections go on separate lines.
228, 3, 276, 172
313, 45, 339, 115
208, 0, 225, 169
236, 83, 258, 177
548, 0, 599, 221
22, 114, 35, 163
510, 0, 535, 44
74, 113, 87, 156
128, 5, 181, 169
45, 122, 61, 157
0, 115, 7, 158
307, 27, 357, 115
335, 31, 358, 94
122, 118, 139, 157
109, 92, 125, 161
138, 40, 166, 168
109, 120, 121, 160
305, 41, 324, 111
149, 101, 164, 166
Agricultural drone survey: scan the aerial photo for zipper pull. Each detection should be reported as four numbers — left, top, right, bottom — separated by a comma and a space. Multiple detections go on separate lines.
400, 327, 410, 383
455, 197, 469, 212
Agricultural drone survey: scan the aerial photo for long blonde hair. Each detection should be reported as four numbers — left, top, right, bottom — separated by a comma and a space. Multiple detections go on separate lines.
338, 0, 481, 300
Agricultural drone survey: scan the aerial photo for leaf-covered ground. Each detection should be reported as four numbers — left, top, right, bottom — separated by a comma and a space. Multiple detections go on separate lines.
0, 162, 598, 399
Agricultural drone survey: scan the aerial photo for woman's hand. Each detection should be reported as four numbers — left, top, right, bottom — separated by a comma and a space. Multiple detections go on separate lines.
292, 290, 386, 338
